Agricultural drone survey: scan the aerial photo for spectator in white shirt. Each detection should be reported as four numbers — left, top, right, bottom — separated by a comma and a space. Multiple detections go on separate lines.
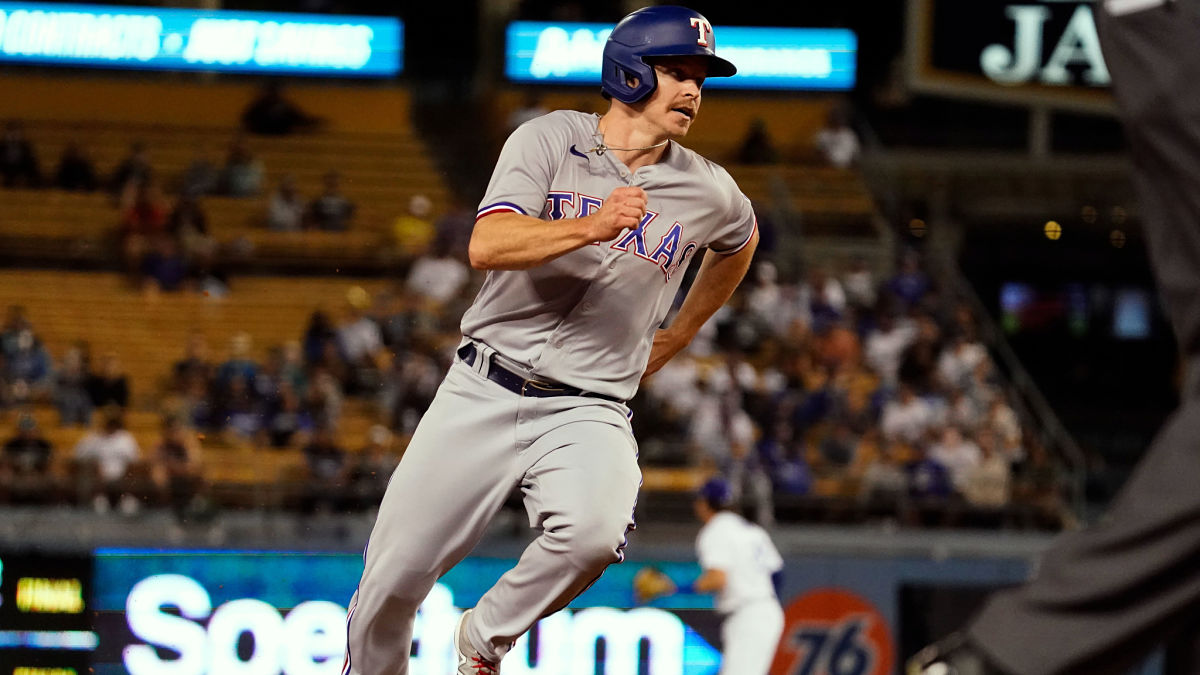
962, 428, 1011, 508
337, 287, 383, 365
814, 107, 861, 169
986, 397, 1023, 457
646, 354, 703, 414
881, 384, 936, 444
928, 426, 983, 493
266, 174, 305, 231
937, 332, 989, 390
689, 379, 752, 463
841, 257, 877, 311
337, 287, 384, 394
74, 407, 141, 513
745, 261, 782, 328
799, 267, 847, 325
947, 387, 983, 431
405, 236, 470, 307
865, 313, 918, 387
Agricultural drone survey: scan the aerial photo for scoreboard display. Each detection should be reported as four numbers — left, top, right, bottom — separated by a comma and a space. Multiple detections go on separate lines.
0, 551, 95, 674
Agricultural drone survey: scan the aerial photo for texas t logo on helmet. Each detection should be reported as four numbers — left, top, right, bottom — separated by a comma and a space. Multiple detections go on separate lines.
689, 17, 713, 47
601, 6, 737, 104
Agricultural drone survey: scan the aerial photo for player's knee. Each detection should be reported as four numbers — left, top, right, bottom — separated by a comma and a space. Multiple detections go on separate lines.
562, 516, 631, 570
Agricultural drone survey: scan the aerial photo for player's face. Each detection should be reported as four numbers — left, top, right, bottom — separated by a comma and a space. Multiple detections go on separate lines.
644, 56, 707, 137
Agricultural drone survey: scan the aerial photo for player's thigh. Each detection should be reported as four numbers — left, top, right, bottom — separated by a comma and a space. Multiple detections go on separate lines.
720, 602, 784, 675
520, 419, 641, 533
372, 363, 522, 555
388, 361, 520, 488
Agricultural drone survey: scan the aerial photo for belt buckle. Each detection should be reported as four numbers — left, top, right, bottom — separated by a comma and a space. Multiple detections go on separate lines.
522, 379, 563, 396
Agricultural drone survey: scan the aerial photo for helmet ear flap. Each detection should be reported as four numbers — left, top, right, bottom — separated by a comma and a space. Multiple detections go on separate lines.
618, 63, 657, 100
603, 54, 657, 104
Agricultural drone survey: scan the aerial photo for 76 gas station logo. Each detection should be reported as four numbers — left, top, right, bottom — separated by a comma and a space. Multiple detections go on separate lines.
771, 589, 893, 675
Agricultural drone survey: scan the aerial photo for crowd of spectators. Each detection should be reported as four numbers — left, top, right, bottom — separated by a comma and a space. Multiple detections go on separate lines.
0, 98, 1065, 530
0, 236, 1071, 529
0, 300, 405, 519
633, 249, 1067, 528
734, 104, 862, 168
0, 239, 1051, 528
1, 99, 357, 293
0, 306, 129, 421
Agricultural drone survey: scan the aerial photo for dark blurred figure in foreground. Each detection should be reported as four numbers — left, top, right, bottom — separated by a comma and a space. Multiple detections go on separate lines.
911, 2, 1200, 674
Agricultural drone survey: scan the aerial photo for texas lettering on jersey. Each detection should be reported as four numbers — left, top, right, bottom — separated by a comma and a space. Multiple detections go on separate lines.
544, 190, 699, 281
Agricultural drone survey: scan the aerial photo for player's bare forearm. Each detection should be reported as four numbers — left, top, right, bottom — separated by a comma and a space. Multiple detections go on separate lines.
470, 187, 647, 270
642, 232, 758, 379
468, 212, 597, 270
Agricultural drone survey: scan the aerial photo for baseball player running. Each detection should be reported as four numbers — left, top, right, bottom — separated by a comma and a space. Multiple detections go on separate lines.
341, 6, 757, 674
692, 478, 786, 674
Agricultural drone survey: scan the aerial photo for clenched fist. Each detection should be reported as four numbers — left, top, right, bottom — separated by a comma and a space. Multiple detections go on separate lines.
583, 186, 647, 242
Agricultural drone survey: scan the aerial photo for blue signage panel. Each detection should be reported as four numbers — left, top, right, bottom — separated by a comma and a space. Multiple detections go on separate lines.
506, 21, 856, 91
90, 549, 720, 675
0, 1, 402, 76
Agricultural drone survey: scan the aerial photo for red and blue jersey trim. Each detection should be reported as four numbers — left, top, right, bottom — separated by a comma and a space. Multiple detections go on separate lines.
341, 594, 357, 675
476, 202, 527, 221
709, 216, 758, 256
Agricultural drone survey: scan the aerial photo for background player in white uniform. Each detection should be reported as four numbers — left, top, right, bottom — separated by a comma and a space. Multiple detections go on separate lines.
341, 7, 758, 675
693, 477, 786, 675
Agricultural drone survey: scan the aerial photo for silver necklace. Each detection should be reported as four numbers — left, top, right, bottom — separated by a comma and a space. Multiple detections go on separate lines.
587, 138, 668, 156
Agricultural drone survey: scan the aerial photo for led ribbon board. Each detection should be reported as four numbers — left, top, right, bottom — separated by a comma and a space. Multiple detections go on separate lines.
0, 1, 402, 76
506, 21, 856, 91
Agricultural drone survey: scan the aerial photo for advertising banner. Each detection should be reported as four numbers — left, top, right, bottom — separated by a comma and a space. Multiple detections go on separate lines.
506, 21, 856, 91
0, 2, 402, 76
0, 545, 1165, 674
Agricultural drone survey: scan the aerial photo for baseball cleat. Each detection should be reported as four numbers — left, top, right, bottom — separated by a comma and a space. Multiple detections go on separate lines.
455, 609, 500, 674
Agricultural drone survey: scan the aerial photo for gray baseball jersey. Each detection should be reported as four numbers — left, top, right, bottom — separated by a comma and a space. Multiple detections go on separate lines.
467, 110, 757, 399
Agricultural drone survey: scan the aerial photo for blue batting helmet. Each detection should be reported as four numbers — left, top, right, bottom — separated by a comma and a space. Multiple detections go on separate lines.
601, 6, 737, 104
697, 477, 733, 508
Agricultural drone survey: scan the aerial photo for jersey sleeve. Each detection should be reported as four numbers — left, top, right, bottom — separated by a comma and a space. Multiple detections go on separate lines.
696, 522, 735, 571
756, 527, 784, 573
706, 169, 757, 255
476, 115, 563, 221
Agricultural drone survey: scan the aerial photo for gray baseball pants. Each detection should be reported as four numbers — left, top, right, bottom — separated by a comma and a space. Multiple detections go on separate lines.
342, 346, 641, 674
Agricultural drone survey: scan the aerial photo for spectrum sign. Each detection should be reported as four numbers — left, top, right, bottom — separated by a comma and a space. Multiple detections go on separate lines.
505, 21, 856, 91
88, 549, 721, 675
0, 1, 402, 76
